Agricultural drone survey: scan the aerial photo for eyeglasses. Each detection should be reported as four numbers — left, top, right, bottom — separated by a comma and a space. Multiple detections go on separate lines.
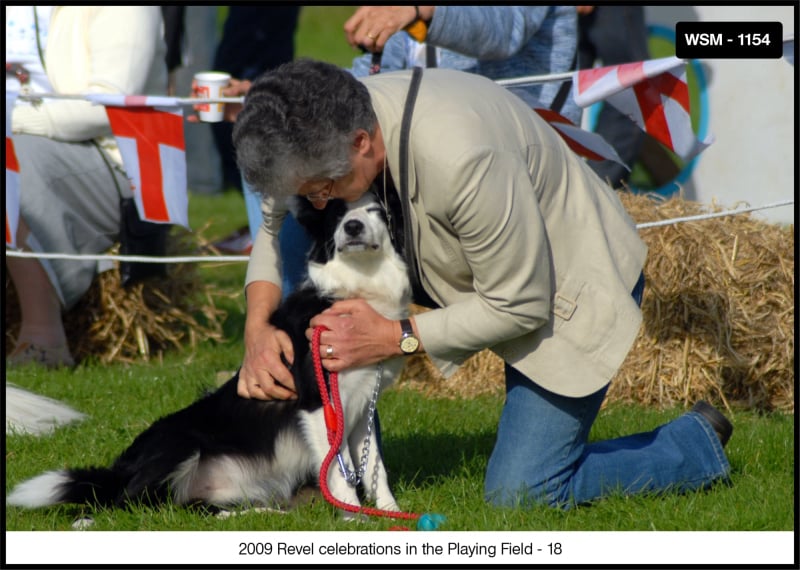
303, 178, 335, 202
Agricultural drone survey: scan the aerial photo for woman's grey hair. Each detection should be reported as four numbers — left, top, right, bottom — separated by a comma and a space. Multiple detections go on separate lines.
232, 58, 378, 199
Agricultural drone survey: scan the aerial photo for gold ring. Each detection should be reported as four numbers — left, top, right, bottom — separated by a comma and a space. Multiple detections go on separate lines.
367, 32, 377, 40
325, 345, 334, 358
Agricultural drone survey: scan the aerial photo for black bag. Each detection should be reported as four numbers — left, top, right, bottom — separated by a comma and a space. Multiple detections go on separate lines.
118, 197, 171, 286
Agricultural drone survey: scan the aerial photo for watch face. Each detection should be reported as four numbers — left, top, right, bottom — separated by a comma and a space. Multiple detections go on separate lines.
400, 336, 420, 353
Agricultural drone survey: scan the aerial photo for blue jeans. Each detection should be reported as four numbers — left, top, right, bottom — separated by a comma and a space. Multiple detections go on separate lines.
484, 367, 731, 508
485, 277, 731, 509
244, 179, 311, 298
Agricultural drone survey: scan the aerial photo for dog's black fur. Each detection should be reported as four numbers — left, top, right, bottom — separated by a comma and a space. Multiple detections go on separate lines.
8, 193, 410, 516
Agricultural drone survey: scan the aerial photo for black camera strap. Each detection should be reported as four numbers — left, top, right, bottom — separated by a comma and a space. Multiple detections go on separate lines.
398, 66, 428, 305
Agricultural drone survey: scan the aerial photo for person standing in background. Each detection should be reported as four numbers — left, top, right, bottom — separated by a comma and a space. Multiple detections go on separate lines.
346, 5, 582, 124
209, 6, 301, 259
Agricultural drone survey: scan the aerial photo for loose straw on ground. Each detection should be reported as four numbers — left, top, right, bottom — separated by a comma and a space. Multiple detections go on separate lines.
4, 225, 230, 365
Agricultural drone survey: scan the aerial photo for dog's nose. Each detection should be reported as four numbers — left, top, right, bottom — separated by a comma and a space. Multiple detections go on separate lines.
344, 219, 364, 237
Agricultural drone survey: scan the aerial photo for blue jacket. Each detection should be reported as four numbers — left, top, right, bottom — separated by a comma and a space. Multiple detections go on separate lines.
350, 6, 581, 124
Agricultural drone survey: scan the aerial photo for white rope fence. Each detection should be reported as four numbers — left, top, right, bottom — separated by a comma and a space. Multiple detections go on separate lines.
5, 198, 793, 264
634, 198, 794, 229
15, 93, 245, 105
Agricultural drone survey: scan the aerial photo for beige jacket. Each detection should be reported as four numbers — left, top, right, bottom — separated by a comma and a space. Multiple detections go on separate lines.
248, 68, 647, 398
11, 6, 166, 164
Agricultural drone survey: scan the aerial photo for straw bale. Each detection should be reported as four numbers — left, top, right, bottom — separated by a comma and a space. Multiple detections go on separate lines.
5, 227, 228, 365
397, 191, 794, 412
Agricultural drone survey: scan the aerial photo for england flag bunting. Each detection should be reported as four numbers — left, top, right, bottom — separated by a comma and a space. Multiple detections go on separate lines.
6, 90, 21, 248
572, 56, 713, 162
533, 107, 628, 169
88, 94, 190, 229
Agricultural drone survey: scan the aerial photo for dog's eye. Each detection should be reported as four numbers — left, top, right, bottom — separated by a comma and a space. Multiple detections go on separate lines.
366, 207, 382, 214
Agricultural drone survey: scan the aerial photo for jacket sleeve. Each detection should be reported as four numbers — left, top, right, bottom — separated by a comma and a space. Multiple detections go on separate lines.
426, 6, 550, 60
12, 7, 164, 141
413, 144, 553, 362
245, 193, 287, 290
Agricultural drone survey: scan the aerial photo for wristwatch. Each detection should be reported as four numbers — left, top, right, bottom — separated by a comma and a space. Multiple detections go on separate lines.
398, 318, 420, 354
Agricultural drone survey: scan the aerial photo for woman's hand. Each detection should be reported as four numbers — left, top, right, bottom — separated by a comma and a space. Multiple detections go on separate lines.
344, 6, 427, 53
307, 299, 403, 372
238, 321, 297, 401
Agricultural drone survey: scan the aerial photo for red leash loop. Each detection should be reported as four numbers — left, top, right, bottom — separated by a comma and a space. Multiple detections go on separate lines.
311, 326, 420, 523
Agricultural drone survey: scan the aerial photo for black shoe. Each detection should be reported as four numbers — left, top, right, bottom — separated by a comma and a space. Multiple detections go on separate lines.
691, 400, 733, 447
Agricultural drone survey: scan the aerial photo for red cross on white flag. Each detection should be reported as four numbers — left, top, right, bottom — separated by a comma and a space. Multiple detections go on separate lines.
6, 91, 20, 248
91, 95, 189, 229
572, 56, 713, 162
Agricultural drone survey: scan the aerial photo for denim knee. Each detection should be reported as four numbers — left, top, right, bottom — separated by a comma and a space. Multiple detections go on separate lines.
485, 469, 575, 510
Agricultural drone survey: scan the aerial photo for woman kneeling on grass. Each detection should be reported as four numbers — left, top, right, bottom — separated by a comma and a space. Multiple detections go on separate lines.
231, 58, 732, 509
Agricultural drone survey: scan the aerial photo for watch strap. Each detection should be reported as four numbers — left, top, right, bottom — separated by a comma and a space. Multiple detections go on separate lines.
400, 318, 414, 337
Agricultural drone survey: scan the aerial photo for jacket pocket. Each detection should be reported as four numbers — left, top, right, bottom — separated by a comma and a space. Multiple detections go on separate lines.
551, 275, 621, 356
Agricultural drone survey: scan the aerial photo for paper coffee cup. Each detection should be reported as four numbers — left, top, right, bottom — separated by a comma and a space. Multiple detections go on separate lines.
194, 71, 231, 122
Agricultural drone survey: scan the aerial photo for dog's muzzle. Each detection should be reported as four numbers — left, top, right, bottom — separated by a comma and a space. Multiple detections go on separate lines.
336, 218, 379, 252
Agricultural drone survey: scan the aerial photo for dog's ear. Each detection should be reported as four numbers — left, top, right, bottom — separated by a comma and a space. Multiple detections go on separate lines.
369, 186, 405, 259
290, 196, 327, 242
292, 197, 348, 264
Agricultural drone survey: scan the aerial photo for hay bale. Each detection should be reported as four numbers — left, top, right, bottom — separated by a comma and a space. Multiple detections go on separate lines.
398, 192, 794, 412
613, 191, 794, 412
5, 226, 229, 365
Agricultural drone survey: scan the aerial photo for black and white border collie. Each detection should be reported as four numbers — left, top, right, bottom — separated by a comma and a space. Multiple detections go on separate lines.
7, 193, 411, 518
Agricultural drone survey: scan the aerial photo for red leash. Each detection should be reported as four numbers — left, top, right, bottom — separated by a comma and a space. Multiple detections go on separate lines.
311, 326, 420, 523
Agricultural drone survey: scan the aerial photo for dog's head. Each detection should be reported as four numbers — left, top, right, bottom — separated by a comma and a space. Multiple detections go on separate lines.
290, 193, 410, 311
291, 193, 398, 265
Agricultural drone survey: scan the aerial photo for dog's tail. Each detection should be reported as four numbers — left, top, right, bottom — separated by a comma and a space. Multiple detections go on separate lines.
5, 385, 86, 436
7, 467, 127, 509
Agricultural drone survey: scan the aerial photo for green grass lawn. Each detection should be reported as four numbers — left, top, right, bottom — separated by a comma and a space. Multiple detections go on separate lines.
5, 358, 795, 533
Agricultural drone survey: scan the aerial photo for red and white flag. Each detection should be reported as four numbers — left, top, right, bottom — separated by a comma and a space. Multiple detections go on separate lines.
572, 56, 713, 161
534, 107, 627, 168
6, 91, 21, 248
90, 94, 189, 228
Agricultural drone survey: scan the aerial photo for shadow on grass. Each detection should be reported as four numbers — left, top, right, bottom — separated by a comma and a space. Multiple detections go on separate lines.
382, 429, 497, 488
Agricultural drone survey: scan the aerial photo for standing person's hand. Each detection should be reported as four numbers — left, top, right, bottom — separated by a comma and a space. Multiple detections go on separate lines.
187, 77, 251, 123
344, 6, 434, 52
